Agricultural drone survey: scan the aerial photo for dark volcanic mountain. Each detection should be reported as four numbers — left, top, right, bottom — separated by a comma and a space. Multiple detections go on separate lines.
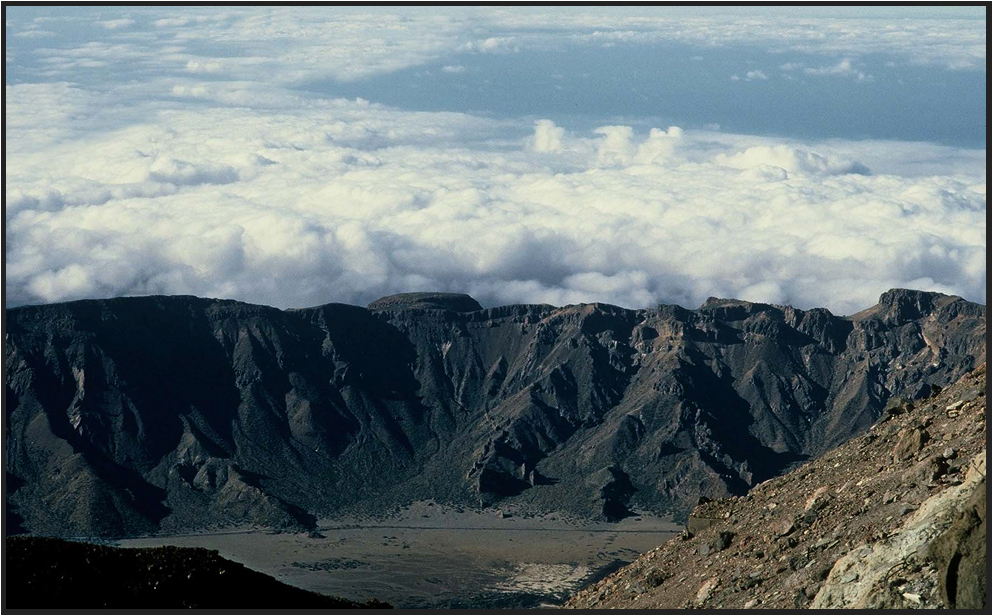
4, 289, 986, 536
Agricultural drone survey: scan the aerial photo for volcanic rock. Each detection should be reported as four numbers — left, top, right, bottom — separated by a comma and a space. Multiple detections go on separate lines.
564, 365, 988, 610
4, 289, 985, 536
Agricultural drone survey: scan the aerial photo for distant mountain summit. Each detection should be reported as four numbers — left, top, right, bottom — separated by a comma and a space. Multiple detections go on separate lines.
5, 290, 986, 537
366, 292, 484, 312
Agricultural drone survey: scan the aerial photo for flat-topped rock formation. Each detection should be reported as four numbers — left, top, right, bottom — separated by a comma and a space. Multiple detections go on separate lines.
367, 292, 484, 312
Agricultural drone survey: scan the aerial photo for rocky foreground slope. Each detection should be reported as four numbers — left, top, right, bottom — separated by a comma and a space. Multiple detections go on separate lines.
5, 289, 986, 536
565, 365, 987, 610
4, 536, 389, 609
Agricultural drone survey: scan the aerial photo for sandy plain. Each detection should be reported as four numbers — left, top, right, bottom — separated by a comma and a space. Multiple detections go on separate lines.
117, 501, 680, 608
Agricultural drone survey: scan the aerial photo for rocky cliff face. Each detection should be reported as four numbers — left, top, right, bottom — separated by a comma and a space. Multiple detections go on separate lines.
4, 289, 986, 536
564, 365, 988, 610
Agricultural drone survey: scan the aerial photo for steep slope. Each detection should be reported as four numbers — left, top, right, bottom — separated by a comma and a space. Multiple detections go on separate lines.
564, 365, 987, 610
4, 289, 986, 536
4, 536, 389, 609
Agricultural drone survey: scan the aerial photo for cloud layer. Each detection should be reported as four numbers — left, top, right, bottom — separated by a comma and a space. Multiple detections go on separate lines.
6, 7, 987, 86
4, 7, 987, 315
5, 84, 985, 315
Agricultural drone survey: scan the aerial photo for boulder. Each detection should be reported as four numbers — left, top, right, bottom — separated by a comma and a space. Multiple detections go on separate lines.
929, 478, 987, 609
892, 428, 928, 463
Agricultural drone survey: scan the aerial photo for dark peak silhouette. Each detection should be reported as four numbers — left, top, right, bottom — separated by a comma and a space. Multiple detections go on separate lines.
5, 537, 390, 609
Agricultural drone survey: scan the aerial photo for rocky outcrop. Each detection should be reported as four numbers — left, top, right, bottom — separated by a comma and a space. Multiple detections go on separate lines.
929, 478, 987, 610
565, 365, 987, 610
4, 290, 986, 536
812, 452, 986, 609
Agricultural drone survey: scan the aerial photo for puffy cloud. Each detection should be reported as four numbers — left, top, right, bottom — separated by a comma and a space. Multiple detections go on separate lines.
633, 127, 682, 165
463, 36, 520, 53
441, 64, 466, 74
147, 158, 240, 186
3, 7, 985, 315
99, 18, 135, 30
531, 119, 565, 153
803, 58, 871, 80
4, 91, 985, 314
594, 126, 635, 167
715, 145, 870, 177
731, 70, 768, 82
186, 59, 223, 73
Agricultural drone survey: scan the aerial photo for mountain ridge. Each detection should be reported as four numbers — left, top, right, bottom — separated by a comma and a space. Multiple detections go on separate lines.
5, 288, 986, 537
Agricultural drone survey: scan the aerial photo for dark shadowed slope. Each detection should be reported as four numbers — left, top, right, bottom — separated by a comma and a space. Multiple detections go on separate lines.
4, 536, 390, 609
4, 289, 985, 536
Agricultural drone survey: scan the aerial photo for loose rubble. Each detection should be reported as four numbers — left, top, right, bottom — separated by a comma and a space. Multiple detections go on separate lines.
564, 365, 987, 610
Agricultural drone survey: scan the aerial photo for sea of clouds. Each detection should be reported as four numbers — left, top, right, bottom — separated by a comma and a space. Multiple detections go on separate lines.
4, 7, 987, 315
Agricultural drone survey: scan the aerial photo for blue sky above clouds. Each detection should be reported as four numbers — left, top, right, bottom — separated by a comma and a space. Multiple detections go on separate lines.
4, 6, 987, 313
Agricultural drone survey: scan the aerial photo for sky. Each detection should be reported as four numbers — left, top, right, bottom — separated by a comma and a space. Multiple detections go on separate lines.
4, 6, 987, 315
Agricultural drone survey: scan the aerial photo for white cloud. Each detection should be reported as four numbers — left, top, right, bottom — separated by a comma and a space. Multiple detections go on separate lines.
594, 125, 635, 167
733, 70, 770, 82
803, 58, 871, 81
14, 29, 55, 38
5, 89, 985, 314
715, 145, 869, 177
528, 12, 985, 70
147, 157, 240, 186
9, 7, 984, 89
186, 59, 223, 73
442, 64, 466, 74
633, 127, 682, 165
99, 18, 135, 30
531, 119, 565, 153
463, 36, 519, 53
3, 7, 985, 315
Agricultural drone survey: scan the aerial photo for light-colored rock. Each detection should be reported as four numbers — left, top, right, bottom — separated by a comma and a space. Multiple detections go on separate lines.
805, 486, 830, 512
812, 452, 986, 609
696, 577, 719, 605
